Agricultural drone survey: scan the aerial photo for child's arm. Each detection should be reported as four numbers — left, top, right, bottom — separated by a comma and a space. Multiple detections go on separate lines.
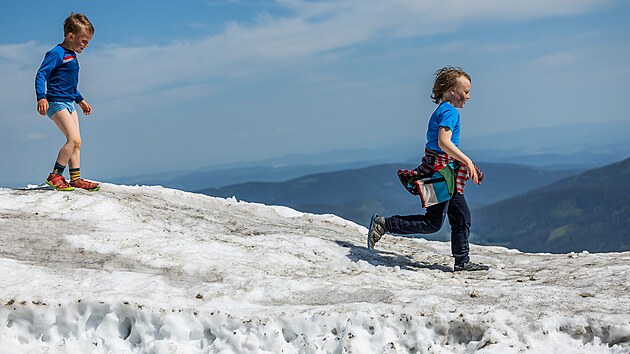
75, 87, 91, 115
35, 50, 61, 116
438, 127, 479, 184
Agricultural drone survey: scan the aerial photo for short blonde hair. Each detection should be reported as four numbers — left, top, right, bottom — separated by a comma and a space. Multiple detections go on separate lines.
64, 13, 94, 36
431, 66, 471, 104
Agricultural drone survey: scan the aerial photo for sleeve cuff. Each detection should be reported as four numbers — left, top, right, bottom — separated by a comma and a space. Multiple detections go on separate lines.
75, 95, 84, 103
36, 93, 47, 101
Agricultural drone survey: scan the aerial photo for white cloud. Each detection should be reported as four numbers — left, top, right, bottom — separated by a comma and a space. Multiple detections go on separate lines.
27, 133, 45, 140
1, 0, 611, 109
82, 0, 606, 101
531, 50, 581, 67
0, 42, 49, 124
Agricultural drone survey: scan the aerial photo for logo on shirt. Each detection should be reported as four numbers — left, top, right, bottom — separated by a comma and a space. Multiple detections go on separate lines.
62, 54, 76, 64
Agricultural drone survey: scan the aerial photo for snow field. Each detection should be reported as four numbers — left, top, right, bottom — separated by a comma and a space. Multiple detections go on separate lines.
0, 184, 629, 353
2, 299, 628, 353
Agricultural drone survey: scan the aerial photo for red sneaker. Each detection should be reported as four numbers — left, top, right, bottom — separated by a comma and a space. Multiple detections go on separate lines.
69, 178, 100, 191
46, 173, 74, 191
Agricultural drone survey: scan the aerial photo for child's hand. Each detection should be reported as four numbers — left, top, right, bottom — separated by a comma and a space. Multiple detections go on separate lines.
468, 162, 480, 184
37, 98, 48, 116
78, 100, 92, 115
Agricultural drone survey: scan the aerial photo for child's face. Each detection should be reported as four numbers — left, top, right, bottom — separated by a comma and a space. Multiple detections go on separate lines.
65, 28, 92, 54
448, 76, 471, 108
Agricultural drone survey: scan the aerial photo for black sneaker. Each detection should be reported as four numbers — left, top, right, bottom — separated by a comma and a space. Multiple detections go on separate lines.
454, 261, 489, 272
367, 214, 386, 250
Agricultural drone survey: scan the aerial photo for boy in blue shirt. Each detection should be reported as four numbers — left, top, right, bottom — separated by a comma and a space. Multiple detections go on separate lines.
35, 13, 99, 191
368, 66, 488, 272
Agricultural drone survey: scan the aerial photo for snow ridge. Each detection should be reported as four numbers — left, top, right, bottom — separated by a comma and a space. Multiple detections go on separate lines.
0, 184, 629, 353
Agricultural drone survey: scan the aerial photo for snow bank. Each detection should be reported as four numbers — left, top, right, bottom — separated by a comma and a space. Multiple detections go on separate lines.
0, 184, 629, 353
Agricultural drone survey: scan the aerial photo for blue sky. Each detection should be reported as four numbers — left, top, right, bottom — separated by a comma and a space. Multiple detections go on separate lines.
1, 0, 629, 186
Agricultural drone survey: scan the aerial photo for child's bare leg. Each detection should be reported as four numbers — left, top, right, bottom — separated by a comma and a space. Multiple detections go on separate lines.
67, 111, 81, 169
51, 109, 81, 169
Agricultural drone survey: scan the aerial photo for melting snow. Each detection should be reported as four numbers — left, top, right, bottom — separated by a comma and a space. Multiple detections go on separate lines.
0, 184, 629, 353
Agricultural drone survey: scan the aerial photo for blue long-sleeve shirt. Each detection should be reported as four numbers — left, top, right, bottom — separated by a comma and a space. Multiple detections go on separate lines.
35, 44, 84, 103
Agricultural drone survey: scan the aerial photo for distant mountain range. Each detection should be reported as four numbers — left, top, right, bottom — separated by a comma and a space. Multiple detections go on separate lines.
197, 162, 581, 229
109, 161, 383, 192
106, 121, 630, 191
464, 121, 630, 169
473, 157, 630, 253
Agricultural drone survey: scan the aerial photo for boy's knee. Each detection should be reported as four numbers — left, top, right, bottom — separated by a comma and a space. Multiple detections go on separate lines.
68, 137, 82, 150
450, 221, 470, 235
427, 220, 443, 233
429, 224, 442, 233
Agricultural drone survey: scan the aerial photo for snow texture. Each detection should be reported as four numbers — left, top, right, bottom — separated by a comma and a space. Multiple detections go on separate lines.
0, 184, 629, 353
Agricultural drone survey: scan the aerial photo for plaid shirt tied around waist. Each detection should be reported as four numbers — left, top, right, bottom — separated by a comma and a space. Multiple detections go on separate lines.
397, 148, 484, 196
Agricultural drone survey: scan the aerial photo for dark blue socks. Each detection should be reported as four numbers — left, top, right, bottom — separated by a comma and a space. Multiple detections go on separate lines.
53, 162, 65, 175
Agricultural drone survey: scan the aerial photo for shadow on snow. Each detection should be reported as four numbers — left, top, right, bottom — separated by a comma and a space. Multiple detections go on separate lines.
335, 240, 452, 273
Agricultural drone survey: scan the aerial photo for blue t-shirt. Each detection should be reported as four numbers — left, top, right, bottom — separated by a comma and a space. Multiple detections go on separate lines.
35, 44, 84, 103
425, 102, 460, 153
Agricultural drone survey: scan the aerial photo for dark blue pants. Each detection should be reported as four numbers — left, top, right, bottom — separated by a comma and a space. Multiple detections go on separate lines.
384, 193, 471, 265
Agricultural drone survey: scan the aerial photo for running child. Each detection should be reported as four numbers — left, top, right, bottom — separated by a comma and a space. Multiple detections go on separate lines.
35, 13, 99, 191
368, 66, 489, 272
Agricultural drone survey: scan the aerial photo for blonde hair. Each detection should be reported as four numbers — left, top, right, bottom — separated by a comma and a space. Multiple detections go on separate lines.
431, 66, 470, 104
64, 13, 94, 36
